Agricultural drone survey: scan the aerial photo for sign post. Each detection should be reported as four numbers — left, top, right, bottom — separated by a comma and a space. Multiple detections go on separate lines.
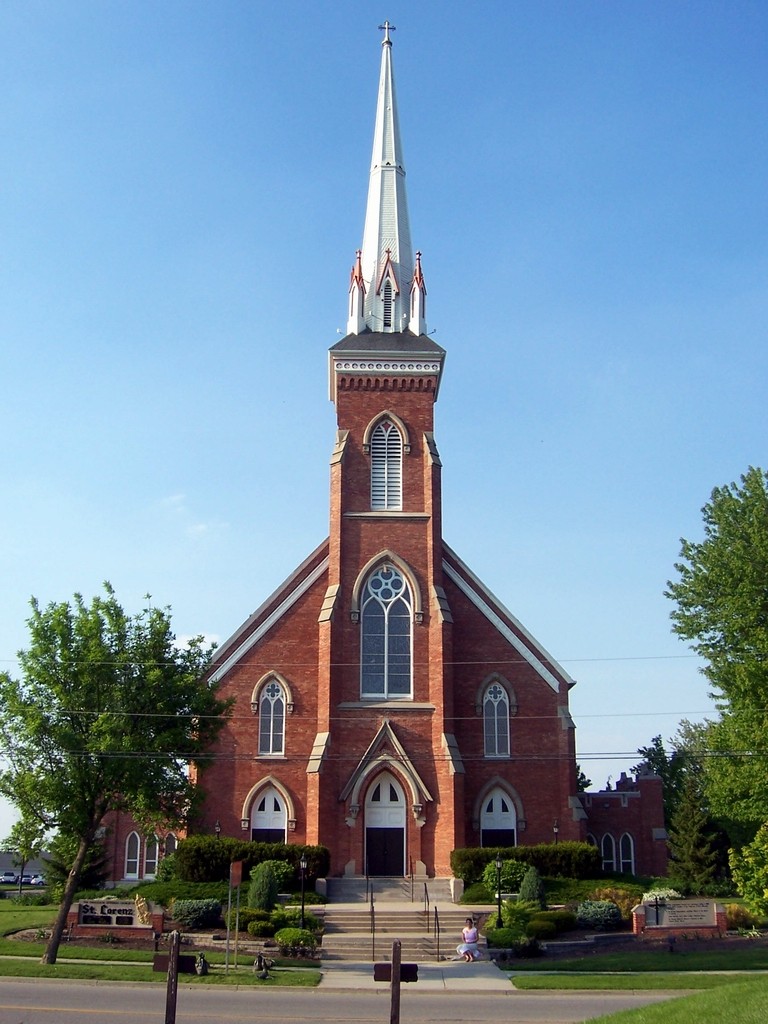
164, 929, 180, 1024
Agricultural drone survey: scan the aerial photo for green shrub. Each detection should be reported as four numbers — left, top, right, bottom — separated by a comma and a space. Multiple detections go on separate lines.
460, 881, 492, 904
485, 926, 521, 948
271, 908, 322, 933
725, 904, 762, 930
531, 909, 577, 933
224, 907, 269, 931
155, 854, 177, 882
135, 880, 229, 907
451, 842, 600, 885
247, 920, 276, 938
284, 890, 326, 905
259, 859, 295, 893
482, 859, 528, 895
500, 898, 540, 933
525, 918, 557, 940
249, 863, 279, 911
274, 927, 317, 955
589, 885, 642, 920
576, 899, 622, 931
519, 866, 546, 909
174, 836, 330, 886
170, 898, 222, 929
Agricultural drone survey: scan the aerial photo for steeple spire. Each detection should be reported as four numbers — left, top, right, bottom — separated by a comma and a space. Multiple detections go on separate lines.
346, 25, 427, 336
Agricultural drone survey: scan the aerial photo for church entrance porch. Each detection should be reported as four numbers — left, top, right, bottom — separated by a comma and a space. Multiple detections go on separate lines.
364, 771, 406, 876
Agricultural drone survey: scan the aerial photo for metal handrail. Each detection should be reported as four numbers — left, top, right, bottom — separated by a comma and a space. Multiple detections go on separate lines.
369, 888, 376, 961
409, 857, 414, 902
423, 881, 430, 920
433, 906, 441, 961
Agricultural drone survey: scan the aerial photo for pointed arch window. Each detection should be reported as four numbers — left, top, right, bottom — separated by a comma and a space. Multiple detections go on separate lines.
371, 420, 402, 510
601, 834, 616, 872
144, 835, 159, 879
361, 564, 412, 698
258, 680, 285, 755
124, 832, 140, 880
619, 833, 635, 874
483, 683, 510, 757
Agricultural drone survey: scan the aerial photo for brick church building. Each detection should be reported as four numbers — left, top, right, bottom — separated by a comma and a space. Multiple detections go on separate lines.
105, 28, 667, 886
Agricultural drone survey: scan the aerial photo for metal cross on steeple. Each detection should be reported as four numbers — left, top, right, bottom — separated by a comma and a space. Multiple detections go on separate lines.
378, 21, 395, 44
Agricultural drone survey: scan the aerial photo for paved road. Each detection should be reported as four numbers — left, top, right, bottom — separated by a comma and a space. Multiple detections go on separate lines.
0, 976, 690, 1024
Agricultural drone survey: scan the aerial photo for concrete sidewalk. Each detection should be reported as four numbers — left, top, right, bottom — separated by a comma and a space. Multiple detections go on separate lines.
318, 958, 513, 992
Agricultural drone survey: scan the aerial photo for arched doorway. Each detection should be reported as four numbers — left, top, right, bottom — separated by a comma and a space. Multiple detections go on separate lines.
250, 786, 287, 843
365, 771, 406, 876
480, 786, 517, 847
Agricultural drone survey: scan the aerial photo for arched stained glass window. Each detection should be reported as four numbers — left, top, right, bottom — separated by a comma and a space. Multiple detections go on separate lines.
361, 564, 412, 698
620, 833, 635, 874
125, 832, 140, 879
601, 834, 616, 872
144, 835, 159, 878
483, 683, 510, 757
259, 679, 285, 755
370, 420, 402, 510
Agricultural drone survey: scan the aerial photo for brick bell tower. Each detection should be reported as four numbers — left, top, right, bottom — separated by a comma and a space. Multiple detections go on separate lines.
317, 23, 455, 876
198, 24, 582, 884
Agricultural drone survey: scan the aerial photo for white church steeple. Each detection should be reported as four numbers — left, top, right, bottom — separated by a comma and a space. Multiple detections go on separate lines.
347, 23, 427, 336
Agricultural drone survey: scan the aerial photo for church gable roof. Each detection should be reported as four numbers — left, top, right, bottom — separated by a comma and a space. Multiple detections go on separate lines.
209, 539, 329, 683
442, 543, 575, 694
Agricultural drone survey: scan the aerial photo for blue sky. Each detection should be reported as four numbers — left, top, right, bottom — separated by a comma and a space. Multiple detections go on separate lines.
1, 1, 766, 840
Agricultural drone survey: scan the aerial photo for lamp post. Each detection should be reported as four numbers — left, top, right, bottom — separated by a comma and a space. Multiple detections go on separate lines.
495, 855, 503, 929
553, 819, 559, 845
214, 819, 221, 840
299, 853, 308, 930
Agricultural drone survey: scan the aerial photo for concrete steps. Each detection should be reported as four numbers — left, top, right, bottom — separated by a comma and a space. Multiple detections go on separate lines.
318, 887, 494, 962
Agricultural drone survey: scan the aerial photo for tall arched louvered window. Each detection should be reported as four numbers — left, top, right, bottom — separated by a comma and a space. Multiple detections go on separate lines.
382, 280, 393, 328
483, 683, 510, 757
370, 420, 402, 510
361, 564, 412, 698
259, 679, 285, 755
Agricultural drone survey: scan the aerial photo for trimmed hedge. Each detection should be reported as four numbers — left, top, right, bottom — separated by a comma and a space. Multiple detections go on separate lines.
170, 898, 222, 929
451, 842, 601, 884
530, 909, 577, 933
174, 836, 330, 885
224, 907, 269, 931
274, 927, 317, 956
247, 920, 275, 938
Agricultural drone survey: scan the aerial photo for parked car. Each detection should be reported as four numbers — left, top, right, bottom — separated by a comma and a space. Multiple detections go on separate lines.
20, 874, 33, 886
1, 872, 18, 885
30, 874, 46, 886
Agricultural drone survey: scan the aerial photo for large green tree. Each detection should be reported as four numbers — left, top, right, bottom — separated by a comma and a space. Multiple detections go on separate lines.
0, 584, 229, 964
666, 466, 768, 830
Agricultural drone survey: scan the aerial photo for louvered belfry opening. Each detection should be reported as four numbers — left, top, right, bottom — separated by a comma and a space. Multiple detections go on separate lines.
382, 280, 393, 328
370, 419, 402, 510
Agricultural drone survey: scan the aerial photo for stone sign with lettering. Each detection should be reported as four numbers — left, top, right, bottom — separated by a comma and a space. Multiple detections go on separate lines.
633, 899, 726, 939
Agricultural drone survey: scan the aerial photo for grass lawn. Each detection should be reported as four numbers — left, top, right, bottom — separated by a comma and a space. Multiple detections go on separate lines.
586, 977, 768, 1023
0, 901, 320, 985
504, 944, 768, 973
513, 973, 753, 991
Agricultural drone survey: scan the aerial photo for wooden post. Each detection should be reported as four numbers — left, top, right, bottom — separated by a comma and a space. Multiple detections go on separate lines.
164, 929, 180, 1024
390, 939, 401, 1024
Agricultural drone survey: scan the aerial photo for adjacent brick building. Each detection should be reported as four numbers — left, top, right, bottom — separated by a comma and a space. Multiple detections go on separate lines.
104, 28, 667, 886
